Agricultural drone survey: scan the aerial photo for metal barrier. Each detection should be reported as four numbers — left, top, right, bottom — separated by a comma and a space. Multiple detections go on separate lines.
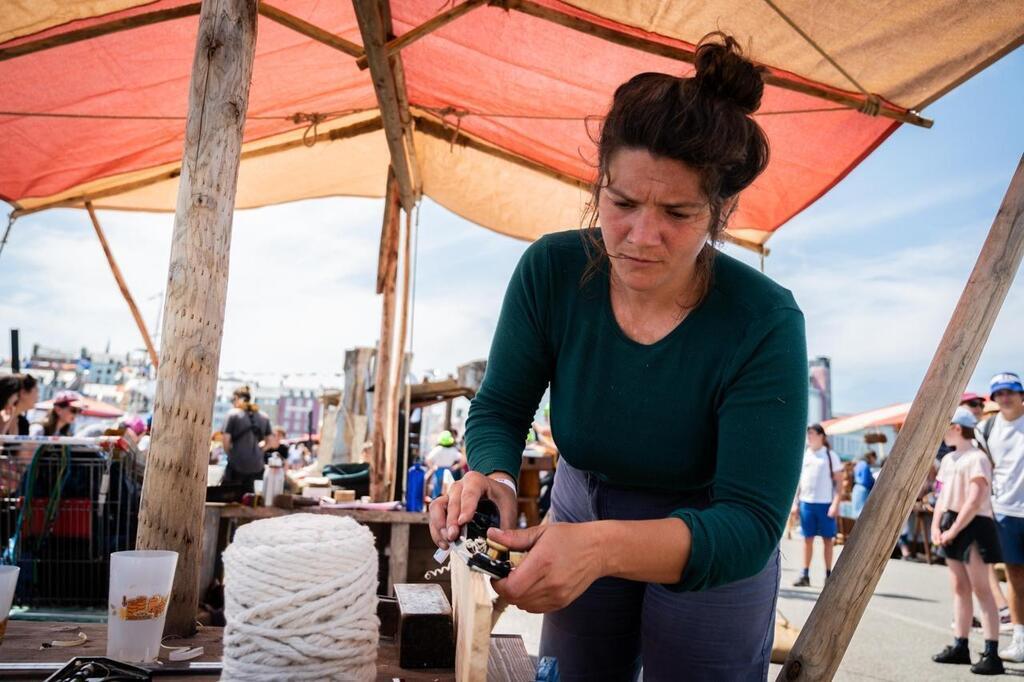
0, 436, 143, 608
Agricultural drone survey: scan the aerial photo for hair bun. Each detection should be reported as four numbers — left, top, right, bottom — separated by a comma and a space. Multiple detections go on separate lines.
692, 32, 764, 115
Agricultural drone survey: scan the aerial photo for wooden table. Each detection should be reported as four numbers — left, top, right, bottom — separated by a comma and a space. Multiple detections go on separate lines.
0, 621, 534, 681
203, 503, 432, 598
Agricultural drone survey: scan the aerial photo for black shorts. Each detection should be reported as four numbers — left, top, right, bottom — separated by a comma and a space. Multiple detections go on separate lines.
938, 511, 1003, 564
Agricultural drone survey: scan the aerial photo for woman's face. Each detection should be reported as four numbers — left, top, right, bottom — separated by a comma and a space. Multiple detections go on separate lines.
943, 423, 960, 447
58, 404, 79, 424
598, 148, 712, 295
806, 429, 825, 450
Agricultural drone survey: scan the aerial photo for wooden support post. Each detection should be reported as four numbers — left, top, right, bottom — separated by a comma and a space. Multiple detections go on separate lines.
340, 347, 375, 462
451, 558, 494, 682
85, 202, 160, 369
258, 3, 363, 57
352, 0, 420, 210
372, 169, 401, 501
355, 0, 487, 69
779, 155, 1024, 680
386, 522, 410, 596
135, 0, 257, 636
388, 209, 413, 500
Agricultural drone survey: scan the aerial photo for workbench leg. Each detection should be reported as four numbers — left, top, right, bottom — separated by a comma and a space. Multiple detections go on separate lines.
387, 522, 410, 596
198, 506, 221, 603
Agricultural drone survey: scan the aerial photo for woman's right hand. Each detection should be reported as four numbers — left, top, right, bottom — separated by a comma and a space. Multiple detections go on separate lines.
428, 471, 518, 550
930, 525, 942, 546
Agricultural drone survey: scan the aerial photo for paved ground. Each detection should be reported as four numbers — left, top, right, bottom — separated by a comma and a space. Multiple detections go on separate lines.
493, 536, 1024, 680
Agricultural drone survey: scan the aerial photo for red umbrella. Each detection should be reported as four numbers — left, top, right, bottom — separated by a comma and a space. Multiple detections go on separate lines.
35, 396, 124, 419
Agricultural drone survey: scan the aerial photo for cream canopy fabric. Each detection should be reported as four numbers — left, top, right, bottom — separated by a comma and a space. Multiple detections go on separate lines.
1, 1, 1021, 248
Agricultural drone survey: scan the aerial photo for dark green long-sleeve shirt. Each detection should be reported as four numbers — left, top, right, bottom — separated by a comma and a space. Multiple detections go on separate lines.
465, 230, 807, 591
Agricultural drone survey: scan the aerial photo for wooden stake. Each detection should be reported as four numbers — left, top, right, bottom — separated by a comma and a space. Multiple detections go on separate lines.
388, 209, 413, 499
135, 0, 258, 636
372, 168, 401, 501
85, 202, 159, 369
355, 0, 487, 69
0, 4, 202, 63
258, 3, 363, 57
352, 0, 420, 211
779, 154, 1024, 680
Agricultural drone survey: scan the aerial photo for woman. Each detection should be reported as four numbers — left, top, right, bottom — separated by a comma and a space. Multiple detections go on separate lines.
930, 407, 1003, 675
0, 375, 20, 435
12, 374, 40, 435
851, 451, 877, 516
791, 424, 842, 587
429, 34, 807, 680
29, 390, 82, 436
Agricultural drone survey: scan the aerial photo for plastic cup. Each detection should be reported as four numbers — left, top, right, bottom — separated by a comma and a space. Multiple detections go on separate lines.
0, 566, 19, 645
107, 550, 177, 662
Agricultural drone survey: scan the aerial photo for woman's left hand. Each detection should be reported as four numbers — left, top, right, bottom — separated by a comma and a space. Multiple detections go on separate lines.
487, 523, 605, 614
827, 503, 839, 519
939, 529, 957, 546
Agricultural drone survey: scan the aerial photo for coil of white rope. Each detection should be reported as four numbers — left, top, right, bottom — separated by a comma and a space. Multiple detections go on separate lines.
222, 514, 379, 681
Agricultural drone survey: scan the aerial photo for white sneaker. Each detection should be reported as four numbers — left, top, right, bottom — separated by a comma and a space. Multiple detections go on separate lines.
999, 638, 1024, 663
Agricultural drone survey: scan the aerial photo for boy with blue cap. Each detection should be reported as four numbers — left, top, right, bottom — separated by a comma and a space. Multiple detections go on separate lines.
978, 372, 1024, 662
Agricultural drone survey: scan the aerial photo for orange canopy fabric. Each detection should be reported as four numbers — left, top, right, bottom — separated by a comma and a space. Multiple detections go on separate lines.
1, 1, 1021, 247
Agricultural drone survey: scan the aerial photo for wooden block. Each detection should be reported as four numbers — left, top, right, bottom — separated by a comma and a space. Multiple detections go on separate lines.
301, 485, 332, 499
394, 583, 455, 669
333, 489, 356, 502
451, 558, 493, 681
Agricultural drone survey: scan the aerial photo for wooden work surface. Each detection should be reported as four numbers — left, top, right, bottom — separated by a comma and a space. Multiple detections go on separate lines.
211, 501, 430, 524
0, 621, 533, 681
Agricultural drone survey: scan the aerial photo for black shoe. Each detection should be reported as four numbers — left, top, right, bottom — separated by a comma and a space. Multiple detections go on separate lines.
933, 645, 971, 664
792, 575, 810, 587
971, 652, 1005, 675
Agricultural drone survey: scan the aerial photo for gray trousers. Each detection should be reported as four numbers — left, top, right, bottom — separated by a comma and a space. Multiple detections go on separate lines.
540, 460, 779, 681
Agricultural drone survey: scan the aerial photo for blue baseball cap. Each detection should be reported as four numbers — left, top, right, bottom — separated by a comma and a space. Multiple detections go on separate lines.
991, 372, 1024, 395
951, 406, 978, 429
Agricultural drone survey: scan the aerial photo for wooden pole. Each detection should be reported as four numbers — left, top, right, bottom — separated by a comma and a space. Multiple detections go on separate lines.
258, 3, 362, 57
506, 0, 932, 128
0, 4, 202, 63
372, 168, 401, 501
388, 209, 413, 499
85, 202, 160, 369
352, 0, 420, 211
135, 0, 257, 636
355, 0, 487, 70
779, 154, 1024, 681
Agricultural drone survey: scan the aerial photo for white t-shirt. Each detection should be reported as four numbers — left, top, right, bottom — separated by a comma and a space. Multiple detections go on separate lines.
984, 413, 1024, 517
426, 445, 461, 469
936, 447, 994, 517
798, 447, 841, 504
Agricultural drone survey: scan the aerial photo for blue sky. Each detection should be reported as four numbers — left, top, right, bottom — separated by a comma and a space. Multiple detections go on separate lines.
2, 48, 1021, 415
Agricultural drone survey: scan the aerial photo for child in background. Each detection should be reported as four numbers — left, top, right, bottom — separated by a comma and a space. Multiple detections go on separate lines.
931, 406, 1004, 675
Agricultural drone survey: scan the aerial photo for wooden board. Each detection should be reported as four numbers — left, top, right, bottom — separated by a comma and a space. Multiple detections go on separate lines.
450, 558, 494, 682
0, 621, 531, 681
214, 503, 429, 524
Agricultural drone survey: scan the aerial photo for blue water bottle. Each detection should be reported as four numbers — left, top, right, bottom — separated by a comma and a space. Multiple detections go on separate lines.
405, 458, 426, 512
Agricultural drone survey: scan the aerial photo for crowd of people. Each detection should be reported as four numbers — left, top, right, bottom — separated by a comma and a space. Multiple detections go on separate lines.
793, 371, 1024, 675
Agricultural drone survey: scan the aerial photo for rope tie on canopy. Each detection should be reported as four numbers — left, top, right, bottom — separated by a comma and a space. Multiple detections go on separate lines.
433, 106, 469, 151
760, 0, 884, 118
291, 112, 329, 147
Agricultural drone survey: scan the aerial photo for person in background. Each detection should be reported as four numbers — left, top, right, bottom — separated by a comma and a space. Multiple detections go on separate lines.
221, 386, 272, 493
851, 451, 877, 517
209, 432, 225, 465
0, 376, 20, 435
975, 372, 1024, 662
962, 392, 988, 423
262, 426, 289, 463
792, 424, 843, 587
426, 430, 465, 499
6, 374, 39, 435
29, 390, 83, 436
930, 407, 1004, 674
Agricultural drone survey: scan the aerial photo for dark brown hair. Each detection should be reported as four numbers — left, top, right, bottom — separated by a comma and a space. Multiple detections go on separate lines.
582, 32, 770, 304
